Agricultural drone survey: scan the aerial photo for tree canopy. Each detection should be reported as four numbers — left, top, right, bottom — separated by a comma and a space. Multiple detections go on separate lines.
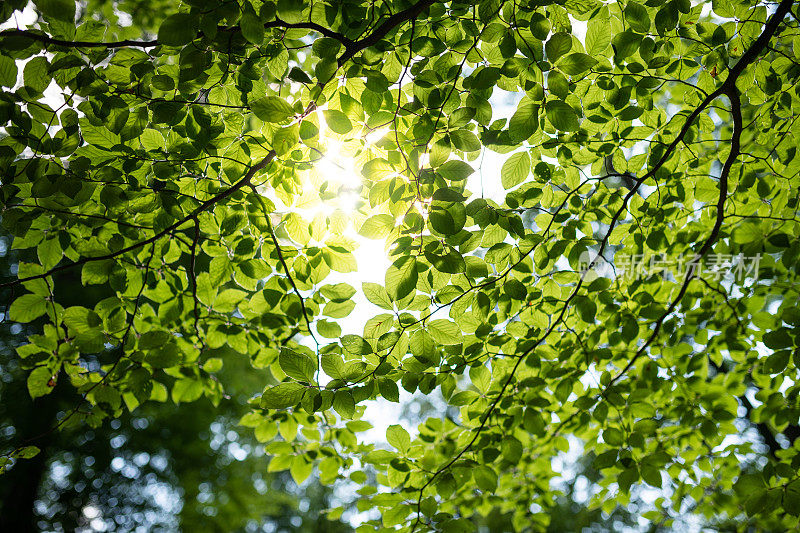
1, 0, 800, 530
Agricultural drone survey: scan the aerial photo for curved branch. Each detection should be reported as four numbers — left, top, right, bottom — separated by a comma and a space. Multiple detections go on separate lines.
410, 0, 795, 522
337, 0, 437, 65
253, 192, 320, 350
0, 152, 276, 289
605, 87, 741, 390
552, 0, 795, 438
1, 0, 435, 62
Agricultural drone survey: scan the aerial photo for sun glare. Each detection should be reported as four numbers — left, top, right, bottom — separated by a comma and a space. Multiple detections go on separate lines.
313, 139, 362, 190
364, 127, 390, 146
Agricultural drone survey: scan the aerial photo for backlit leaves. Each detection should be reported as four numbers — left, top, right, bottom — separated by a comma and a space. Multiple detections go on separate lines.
586, 18, 612, 55
279, 347, 317, 382
501, 151, 530, 189
4, 0, 800, 529
37, 0, 75, 21
157, 13, 197, 47
252, 96, 295, 123
323, 110, 352, 135
545, 100, 580, 131
359, 214, 395, 239
240, 10, 265, 45
508, 99, 539, 142
261, 382, 306, 409
385, 256, 418, 300
0, 54, 17, 87
386, 425, 411, 453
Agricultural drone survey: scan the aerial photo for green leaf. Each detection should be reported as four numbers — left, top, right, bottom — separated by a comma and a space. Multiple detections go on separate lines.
37, 238, 62, 270
612, 31, 643, 60
545, 32, 572, 62
157, 13, 197, 47
24, 57, 50, 94
240, 11, 265, 44
785, 482, 800, 516
9, 294, 47, 323
448, 107, 476, 129
288, 67, 313, 84
363, 314, 393, 340
145, 344, 181, 368
341, 334, 373, 355
501, 436, 523, 463
545, 100, 580, 131
501, 151, 530, 189
425, 245, 466, 273
436, 473, 456, 499
321, 352, 346, 379
450, 130, 481, 152
427, 319, 461, 345
203, 358, 223, 373
37, 0, 76, 22
437, 160, 474, 181
378, 378, 400, 402
504, 278, 527, 300
151, 74, 175, 91
585, 18, 612, 55
359, 214, 395, 239
172, 379, 204, 403
385, 256, 418, 300
410, 330, 437, 363
0, 54, 18, 88
317, 319, 342, 338
324, 110, 352, 135
279, 347, 317, 382
320, 283, 356, 301
575, 296, 597, 323
509, 99, 539, 142
272, 123, 299, 155
139, 330, 171, 350
641, 465, 662, 488
251, 96, 295, 123
27, 366, 55, 399
261, 382, 306, 409
277, 0, 303, 23
603, 427, 623, 446
655, 4, 678, 36
332, 390, 355, 418
290, 456, 313, 483
473, 465, 498, 492
624, 2, 651, 34
558, 53, 598, 75
16, 446, 40, 459
386, 424, 410, 453
363, 282, 394, 310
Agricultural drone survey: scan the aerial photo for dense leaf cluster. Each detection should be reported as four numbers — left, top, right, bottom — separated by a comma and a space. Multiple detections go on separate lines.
1, 0, 800, 530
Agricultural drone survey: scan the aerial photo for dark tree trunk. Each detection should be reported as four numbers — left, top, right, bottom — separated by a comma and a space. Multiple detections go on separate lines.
0, 382, 62, 532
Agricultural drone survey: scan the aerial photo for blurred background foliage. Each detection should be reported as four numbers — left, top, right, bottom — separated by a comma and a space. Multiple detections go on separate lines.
0, 230, 352, 532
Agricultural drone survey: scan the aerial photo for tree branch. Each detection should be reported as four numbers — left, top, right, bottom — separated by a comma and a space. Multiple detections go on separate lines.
252, 192, 320, 351
604, 86, 741, 390
337, 0, 437, 65
411, 0, 795, 520
551, 0, 794, 438
0, 28, 159, 48
190, 218, 201, 338
0, 19, 353, 49
0, 0, 434, 60
0, 152, 276, 289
